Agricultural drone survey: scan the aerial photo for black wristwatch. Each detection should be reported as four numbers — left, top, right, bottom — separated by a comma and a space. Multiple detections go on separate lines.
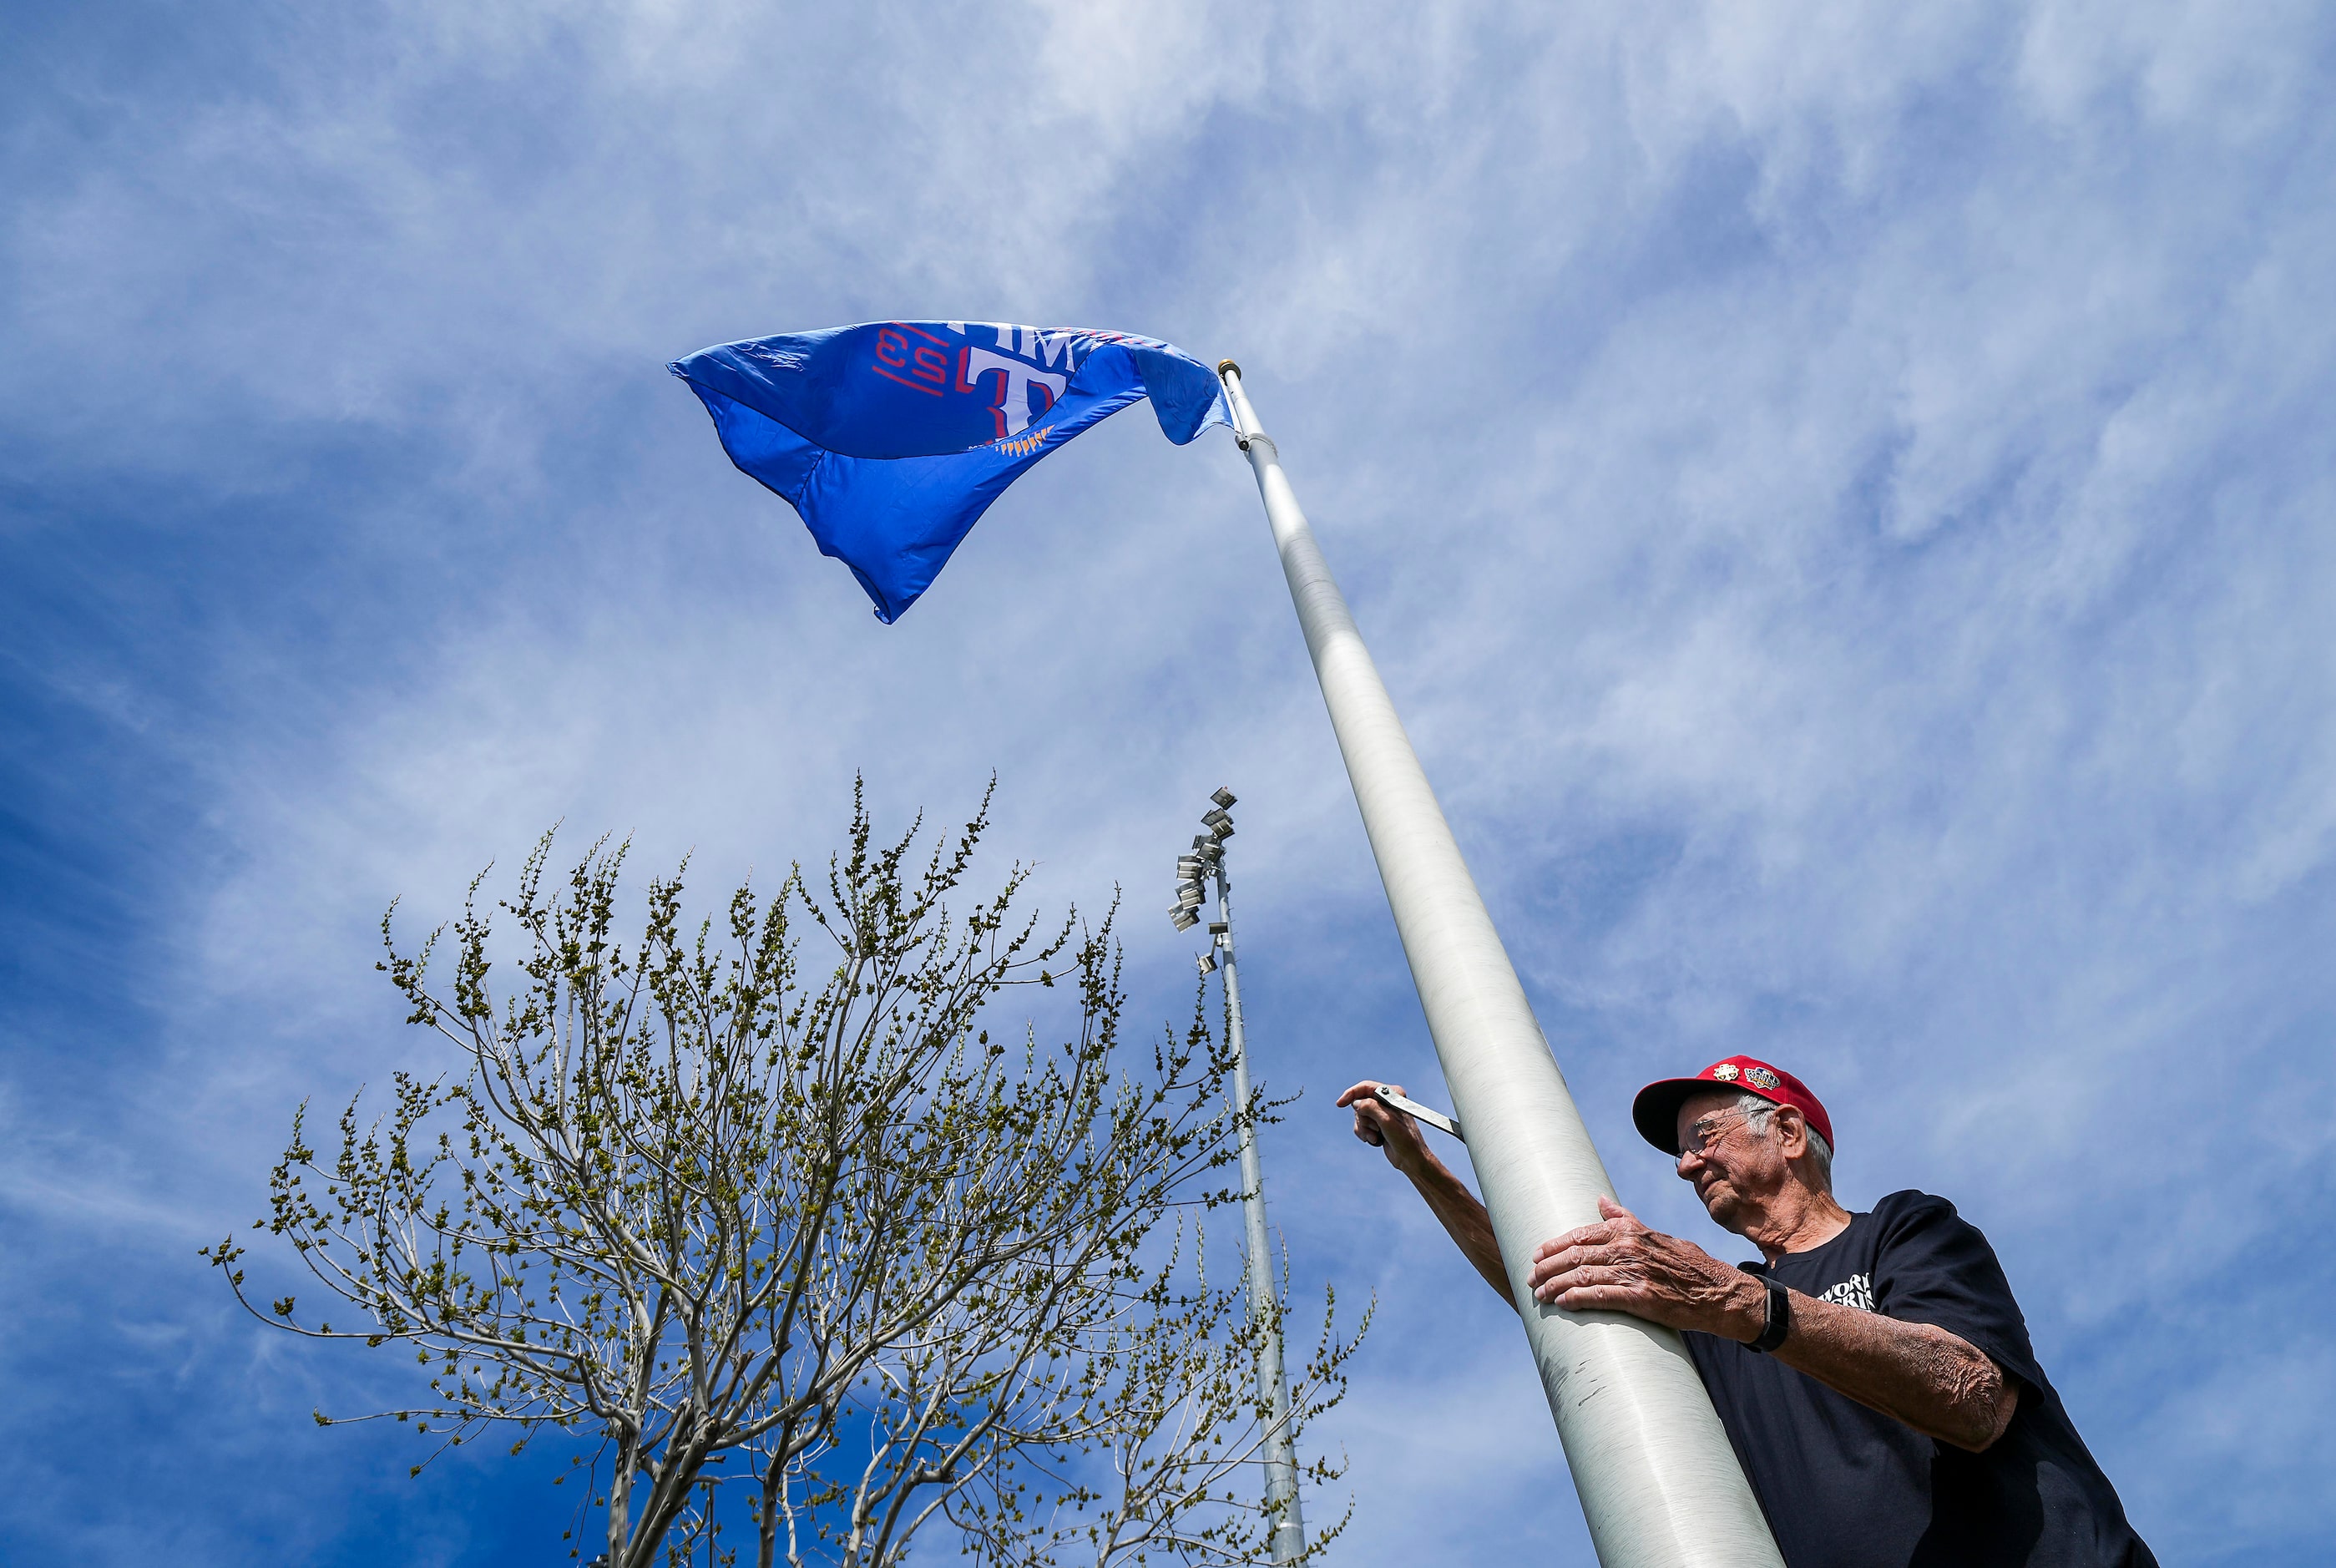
1747, 1277, 1791, 1353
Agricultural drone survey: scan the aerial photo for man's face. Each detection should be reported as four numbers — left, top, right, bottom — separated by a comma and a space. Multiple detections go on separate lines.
1673, 1090, 1791, 1234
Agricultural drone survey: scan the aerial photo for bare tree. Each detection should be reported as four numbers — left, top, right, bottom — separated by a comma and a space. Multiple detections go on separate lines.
206, 786, 1364, 1566
944, 1241, 1364, 1567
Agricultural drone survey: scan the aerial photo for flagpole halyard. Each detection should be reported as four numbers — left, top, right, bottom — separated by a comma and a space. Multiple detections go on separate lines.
1216, 364, 1783, 1568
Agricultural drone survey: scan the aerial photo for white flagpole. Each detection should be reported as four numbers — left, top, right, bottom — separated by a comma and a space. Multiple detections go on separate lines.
1215, 363, 1782, 1568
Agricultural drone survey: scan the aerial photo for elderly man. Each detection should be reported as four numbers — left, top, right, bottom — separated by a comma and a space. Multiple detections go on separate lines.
1337, 1056, 2156, 1568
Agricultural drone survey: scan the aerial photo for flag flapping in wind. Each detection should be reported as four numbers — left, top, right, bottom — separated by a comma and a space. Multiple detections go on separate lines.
670, 322, 1230, 622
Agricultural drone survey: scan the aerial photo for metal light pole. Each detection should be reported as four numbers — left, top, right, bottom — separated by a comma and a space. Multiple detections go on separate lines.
1212, 362, 1782, 1568
1171, 793, 1306, 1564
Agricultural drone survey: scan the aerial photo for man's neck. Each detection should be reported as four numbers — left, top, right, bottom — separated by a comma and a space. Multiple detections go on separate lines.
1739, 1181, 1852, 1265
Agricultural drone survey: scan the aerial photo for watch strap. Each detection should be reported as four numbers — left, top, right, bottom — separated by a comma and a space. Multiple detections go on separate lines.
1747, 1277, 1791, 1353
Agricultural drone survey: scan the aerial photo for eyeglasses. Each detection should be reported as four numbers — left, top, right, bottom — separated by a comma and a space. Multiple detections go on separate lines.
1677, 1110, 1760, 1162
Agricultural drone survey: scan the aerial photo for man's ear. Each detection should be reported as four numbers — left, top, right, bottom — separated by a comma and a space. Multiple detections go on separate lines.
1775, 1105, 1808, 1159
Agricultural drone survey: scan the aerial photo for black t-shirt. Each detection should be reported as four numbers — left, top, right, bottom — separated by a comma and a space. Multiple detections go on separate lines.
1681, 1191, 2156, 1568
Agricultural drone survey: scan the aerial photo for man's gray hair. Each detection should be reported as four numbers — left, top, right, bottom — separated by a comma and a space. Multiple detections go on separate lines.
1737, 1093, 1833, 1190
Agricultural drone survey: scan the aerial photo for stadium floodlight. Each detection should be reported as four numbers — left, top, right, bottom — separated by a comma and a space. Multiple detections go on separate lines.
1162, 783, 1302, 1562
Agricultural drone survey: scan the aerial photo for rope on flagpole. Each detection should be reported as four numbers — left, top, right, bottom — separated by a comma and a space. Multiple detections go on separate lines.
1216, 363, 1782, 1568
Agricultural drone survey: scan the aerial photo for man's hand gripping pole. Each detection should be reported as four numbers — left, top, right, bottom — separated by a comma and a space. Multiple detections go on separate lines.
1369, 1085, 1463, 1142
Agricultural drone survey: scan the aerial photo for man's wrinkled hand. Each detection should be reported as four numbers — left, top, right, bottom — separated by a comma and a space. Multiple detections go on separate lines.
1526, 1196, 1766, 1339
1335, 1080, 1435, 1175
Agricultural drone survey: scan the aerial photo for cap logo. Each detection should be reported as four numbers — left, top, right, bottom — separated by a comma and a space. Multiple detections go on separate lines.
1708, 1063, 1740, 1082
1745, 1065, 1782, 1090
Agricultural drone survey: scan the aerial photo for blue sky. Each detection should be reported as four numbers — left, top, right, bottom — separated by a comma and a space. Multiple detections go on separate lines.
4, 3, 2333, 1562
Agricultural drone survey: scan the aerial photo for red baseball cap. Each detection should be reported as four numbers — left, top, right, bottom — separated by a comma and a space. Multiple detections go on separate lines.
1631, 1055, 1834, 1156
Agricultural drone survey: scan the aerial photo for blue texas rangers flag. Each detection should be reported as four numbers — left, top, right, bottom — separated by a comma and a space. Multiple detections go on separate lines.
670, 321, 1230, 621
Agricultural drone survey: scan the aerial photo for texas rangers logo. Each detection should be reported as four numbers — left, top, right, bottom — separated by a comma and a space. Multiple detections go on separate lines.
867, 322, 1099, 442
1745, 1065, 1782, 1090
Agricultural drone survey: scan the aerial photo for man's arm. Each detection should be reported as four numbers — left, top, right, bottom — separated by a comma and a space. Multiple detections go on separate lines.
1336, 1081, 1514, 1307
1769, 1293, 2020, 1452
1526, 1197, 2020, 1453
